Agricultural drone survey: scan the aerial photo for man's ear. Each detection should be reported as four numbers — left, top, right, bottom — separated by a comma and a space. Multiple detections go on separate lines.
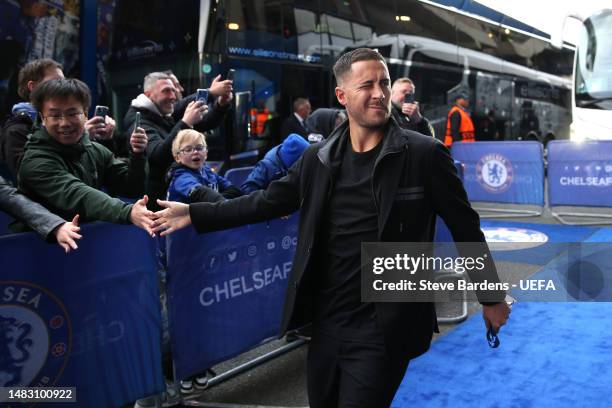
27, 80, 37, 93
335, 86, 346, 106
144, 89, 151, 98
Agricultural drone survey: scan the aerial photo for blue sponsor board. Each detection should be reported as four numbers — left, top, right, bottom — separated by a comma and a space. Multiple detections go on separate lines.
166, 215, 298, 380
0, 223, 164, 407
451, 141, 544, 205
547, 140, 612, 207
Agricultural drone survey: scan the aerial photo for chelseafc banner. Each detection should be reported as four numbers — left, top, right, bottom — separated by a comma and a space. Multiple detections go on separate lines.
0, 223, 164, 407
547, 140, 612, 207
452, 141, 544, 205
166, 215, 299, 380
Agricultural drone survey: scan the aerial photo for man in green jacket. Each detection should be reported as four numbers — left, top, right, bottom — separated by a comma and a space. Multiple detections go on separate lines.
18, 78, 154, 234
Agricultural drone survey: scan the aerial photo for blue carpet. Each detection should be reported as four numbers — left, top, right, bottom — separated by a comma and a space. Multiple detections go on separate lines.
584, 227, 612, 242
392, 302, 612, 408
393, 220, 612, 407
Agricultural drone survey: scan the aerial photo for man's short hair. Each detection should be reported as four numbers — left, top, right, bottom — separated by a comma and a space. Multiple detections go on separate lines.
31, 78, 92, 113
392, 77, 414, 89
293, 98, 310, 112
17, 58, 63, 100
333, 48, 386, 85
143, 72, 172, 92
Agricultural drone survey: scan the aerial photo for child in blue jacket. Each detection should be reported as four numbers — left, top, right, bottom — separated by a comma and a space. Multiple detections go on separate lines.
167, 129, 242, 203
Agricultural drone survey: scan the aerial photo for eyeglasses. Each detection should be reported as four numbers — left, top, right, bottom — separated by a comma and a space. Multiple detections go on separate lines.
42, 111, 84, 123
179, 145, 207, 154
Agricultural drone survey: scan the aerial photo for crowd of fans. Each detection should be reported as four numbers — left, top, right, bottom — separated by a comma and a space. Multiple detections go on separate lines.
0, 57, 366, 254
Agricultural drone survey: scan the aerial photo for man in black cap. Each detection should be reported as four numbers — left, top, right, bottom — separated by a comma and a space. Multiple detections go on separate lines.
444, 90, 475, 147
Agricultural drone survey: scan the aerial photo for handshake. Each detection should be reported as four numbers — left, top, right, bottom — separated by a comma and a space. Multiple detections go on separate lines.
130, 198, 192, 237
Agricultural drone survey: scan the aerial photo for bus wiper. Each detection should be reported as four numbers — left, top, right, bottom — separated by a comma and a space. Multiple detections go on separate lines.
577, 97, 612, 108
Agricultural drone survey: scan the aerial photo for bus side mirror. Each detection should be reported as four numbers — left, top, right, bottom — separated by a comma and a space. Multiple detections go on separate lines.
551, 13, 582, 49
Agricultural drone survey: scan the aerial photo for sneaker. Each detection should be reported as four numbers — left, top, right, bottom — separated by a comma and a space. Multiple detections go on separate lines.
180, 379, 194, 394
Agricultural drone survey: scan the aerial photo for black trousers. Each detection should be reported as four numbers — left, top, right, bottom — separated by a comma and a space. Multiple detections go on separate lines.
307, 330, 410, 408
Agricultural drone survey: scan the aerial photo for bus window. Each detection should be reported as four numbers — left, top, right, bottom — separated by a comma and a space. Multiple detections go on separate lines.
226, 0, 283, 52
293, 7, 322, 62
455, 11, 499, 55
395, 2, 456, 45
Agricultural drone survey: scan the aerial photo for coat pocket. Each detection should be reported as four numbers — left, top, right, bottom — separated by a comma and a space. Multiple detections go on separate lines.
394, 186, 425, 201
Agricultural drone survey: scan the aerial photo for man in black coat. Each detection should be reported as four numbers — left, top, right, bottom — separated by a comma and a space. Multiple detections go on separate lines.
280, 97, 311, 140
390, 77, 435, 137
151, 49, 510, 408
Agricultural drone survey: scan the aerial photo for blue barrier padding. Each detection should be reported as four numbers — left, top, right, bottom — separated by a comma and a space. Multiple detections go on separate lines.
166, 215, 298, 380
547, 140, 612, 207
451, 141, 544, 205
0, 223, 164, 407
224, 166, 254, 186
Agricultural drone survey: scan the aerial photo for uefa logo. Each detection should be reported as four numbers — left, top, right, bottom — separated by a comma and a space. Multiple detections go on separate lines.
476, 153, 514, 193
0, 281, 71, 396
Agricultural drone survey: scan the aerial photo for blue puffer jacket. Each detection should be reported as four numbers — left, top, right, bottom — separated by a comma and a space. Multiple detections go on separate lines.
241, 133, 309, 193
240, 146, 287, 194
167, 164, 235, 203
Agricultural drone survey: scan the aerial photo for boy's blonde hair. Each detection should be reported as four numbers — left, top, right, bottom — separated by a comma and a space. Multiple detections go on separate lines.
172, 129, 207, 155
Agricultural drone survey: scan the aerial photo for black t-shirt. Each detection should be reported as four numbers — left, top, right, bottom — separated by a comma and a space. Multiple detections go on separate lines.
313, 137, 385, 342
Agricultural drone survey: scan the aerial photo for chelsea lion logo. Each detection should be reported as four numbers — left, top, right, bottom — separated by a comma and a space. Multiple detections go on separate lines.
0, 281, 71, 392
476, 153, 514, 193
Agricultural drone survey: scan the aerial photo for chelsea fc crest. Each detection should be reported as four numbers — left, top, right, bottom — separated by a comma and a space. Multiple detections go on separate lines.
0, 281, 71, 391
476, 153, 514, 193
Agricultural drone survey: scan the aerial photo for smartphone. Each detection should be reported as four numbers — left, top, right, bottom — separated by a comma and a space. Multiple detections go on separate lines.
227, 69, 236, 81
94, 105, 109, 118
134, 111, 141, 131
196, 88, 209, 103
404, 92, 415, 104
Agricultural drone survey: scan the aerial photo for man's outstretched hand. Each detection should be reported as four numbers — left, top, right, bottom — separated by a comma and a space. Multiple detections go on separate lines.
151, 199, 192, 236
55, 214, 82, 253
130, 195, 155, 236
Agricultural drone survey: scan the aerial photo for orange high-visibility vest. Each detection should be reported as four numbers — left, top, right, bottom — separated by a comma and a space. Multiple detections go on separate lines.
250, 108, 270, 136
444, 105, 475, 147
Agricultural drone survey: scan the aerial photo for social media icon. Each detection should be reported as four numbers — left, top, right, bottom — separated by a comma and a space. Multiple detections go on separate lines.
267, 240, 276, 251
247, 244, 257, 257
208, 255, 219, 270
281, 236, 292, 250
227, 250, 238, 263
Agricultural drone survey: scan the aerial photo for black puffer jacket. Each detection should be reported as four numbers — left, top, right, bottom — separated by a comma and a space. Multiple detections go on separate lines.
1, 111, 34, 179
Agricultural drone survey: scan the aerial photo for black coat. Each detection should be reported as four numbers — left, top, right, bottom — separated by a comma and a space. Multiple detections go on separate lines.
189, 119, 496, 361
0, 175, 64, 240
391, 103, 435, 138
280, 114, 309, 140
1, 112, 33, 179
123, 105, 191, 209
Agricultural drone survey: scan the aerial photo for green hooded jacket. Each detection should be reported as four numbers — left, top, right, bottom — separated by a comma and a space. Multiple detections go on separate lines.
18, 128, 145, 224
